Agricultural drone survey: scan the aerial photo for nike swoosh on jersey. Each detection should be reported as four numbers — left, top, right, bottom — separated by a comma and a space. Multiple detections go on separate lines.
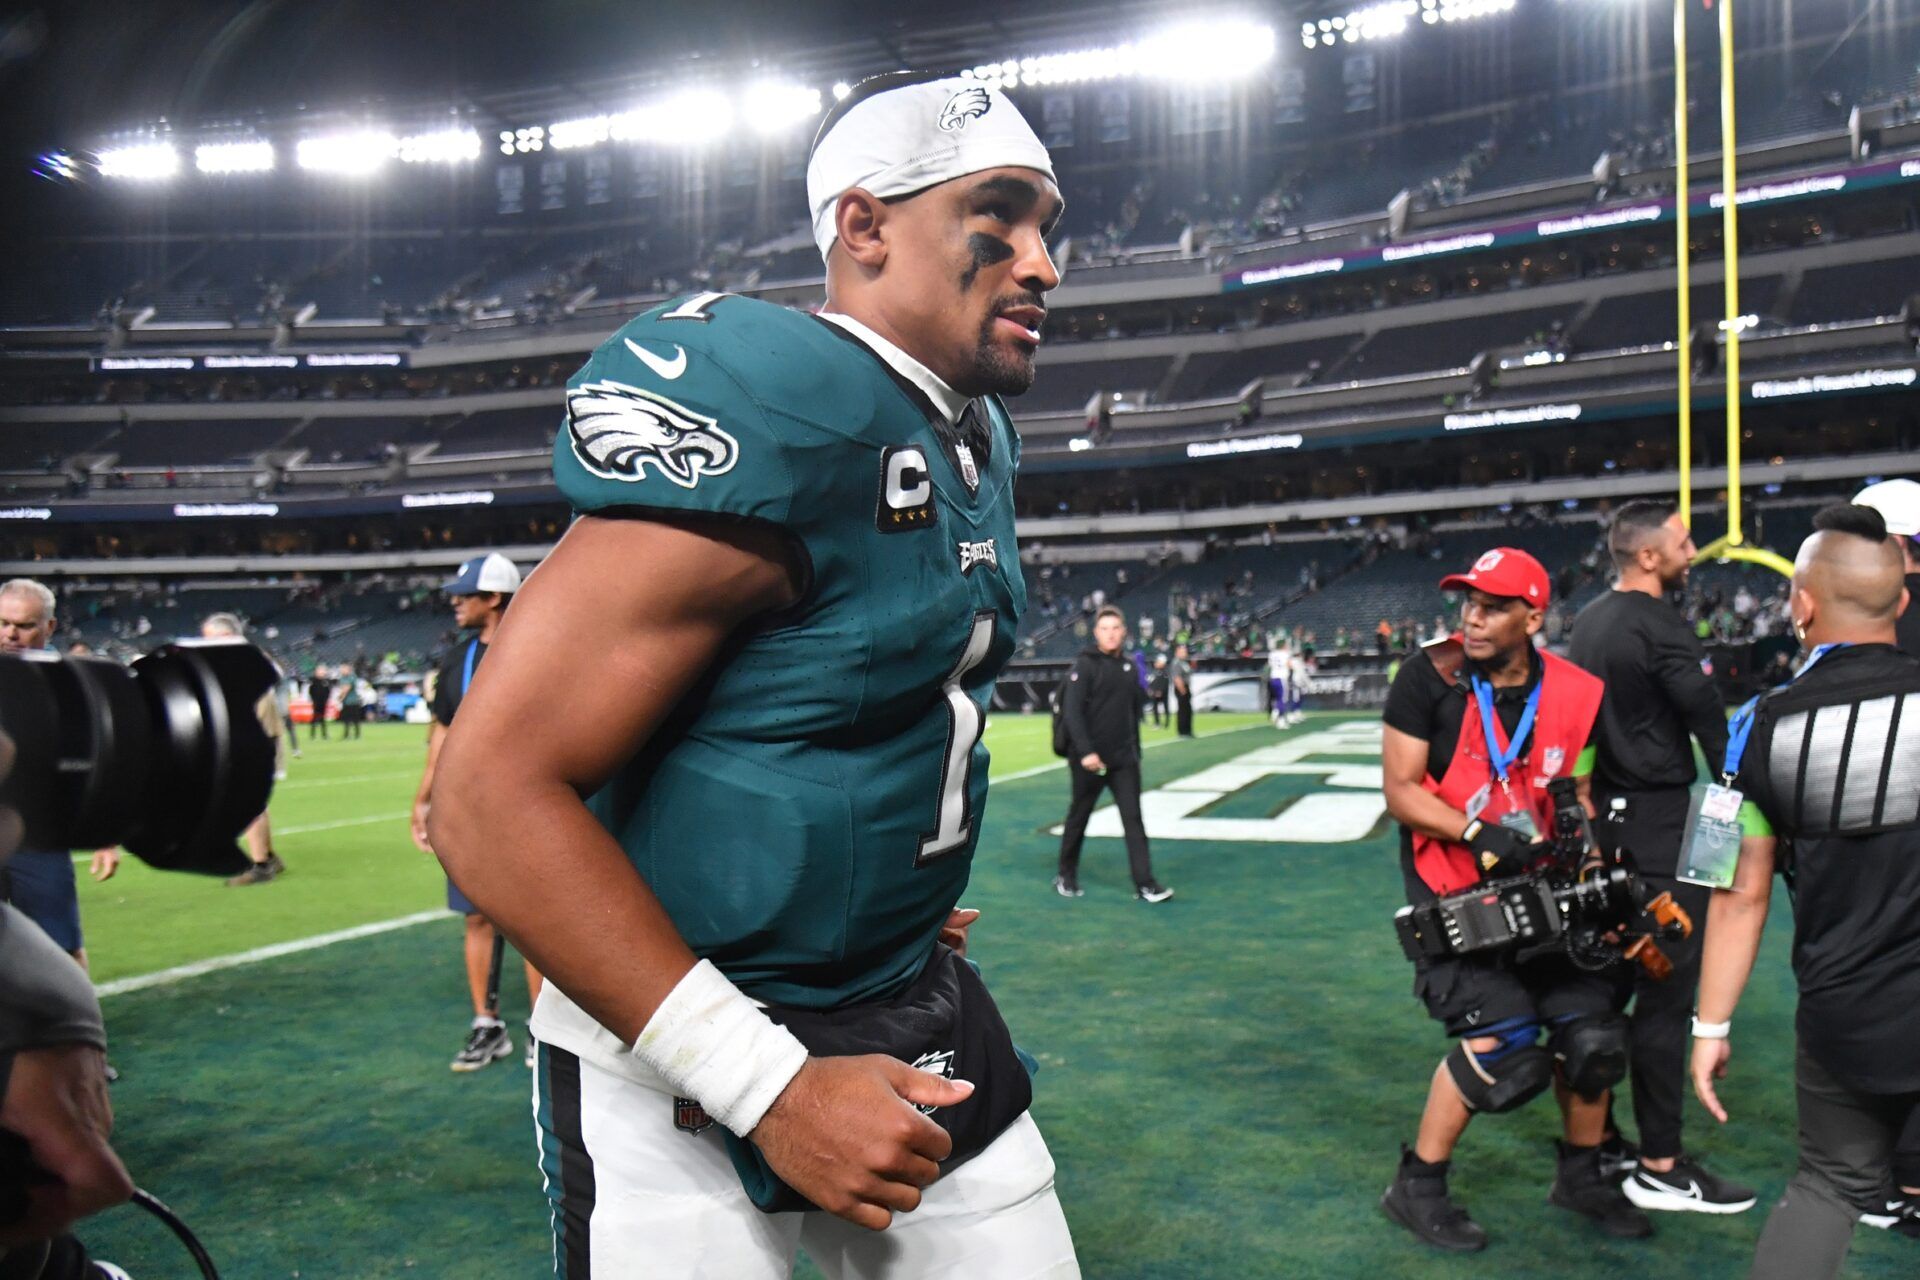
624, 338, 688, 380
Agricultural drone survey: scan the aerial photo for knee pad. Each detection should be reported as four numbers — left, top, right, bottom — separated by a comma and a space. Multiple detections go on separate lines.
1550, 1012, 1629, 1100
1446, 1020, 1552, 1114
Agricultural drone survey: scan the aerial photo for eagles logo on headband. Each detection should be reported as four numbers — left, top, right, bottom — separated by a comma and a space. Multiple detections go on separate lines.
806, 71, 1056, 261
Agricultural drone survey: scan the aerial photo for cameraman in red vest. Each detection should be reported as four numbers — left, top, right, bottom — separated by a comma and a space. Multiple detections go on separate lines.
1379, 548, 1651, 1251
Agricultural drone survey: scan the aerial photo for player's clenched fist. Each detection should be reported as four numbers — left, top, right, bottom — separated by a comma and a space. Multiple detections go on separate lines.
748, 1054, 973, 1231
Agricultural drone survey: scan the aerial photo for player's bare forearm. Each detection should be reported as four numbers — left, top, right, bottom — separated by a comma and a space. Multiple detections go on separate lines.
1381, 726, 1468, 841
428, 513, 798, 1043
1694, 835, 1775, 1025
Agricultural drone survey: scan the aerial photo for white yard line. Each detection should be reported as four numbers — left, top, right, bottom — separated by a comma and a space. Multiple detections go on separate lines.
991, 718, 1276, 783
73, 811, 409, 860
95, 910, 453, 998
92, 718, 1301, 996
276, 772, 413, 789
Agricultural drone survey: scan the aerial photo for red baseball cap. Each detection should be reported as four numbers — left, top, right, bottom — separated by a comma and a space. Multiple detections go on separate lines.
1438, 547, 1550, 607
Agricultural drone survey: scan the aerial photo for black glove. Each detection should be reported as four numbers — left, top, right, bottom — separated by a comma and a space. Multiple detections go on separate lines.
1462, 818, 1535, 878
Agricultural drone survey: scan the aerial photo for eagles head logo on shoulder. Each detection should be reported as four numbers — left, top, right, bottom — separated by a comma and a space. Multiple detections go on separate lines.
938, 86, 992, 133
565, 380, 739, 489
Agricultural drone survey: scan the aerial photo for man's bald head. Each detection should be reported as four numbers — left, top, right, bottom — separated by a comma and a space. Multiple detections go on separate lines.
1791, 502, 1908, 643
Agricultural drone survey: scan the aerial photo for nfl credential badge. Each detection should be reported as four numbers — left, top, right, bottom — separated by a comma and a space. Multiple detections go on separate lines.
673, 1096, 714, 1135
876, 444, 937, 533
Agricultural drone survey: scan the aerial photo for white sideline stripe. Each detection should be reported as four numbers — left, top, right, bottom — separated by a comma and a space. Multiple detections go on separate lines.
71, 811, 410, 859
93, 718, 1303, 995
991, 719, 1277, 783
95, 909, 453, 999
277, 772, 411, 789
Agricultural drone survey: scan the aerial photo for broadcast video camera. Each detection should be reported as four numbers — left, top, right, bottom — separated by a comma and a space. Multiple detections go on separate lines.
1393, 777, 1693, 979
0, 642, 277, 875
0, 640, 278, 1280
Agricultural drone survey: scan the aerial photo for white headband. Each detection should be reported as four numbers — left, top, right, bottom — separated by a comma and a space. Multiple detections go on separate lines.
807, 75, 1056, 262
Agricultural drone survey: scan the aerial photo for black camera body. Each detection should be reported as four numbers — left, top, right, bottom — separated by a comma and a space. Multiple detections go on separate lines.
1394, 777, 1690, 975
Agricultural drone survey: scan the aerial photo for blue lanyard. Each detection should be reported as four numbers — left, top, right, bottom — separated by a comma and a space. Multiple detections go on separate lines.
462, 639, 480, 696
1470, 674, 1542, 785
1722, 642, 1849, 781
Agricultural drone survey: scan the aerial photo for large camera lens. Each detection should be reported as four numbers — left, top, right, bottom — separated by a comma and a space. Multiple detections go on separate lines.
0, 642, 277, 875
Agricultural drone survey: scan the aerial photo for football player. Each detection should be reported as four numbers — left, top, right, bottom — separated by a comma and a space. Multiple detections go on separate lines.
430, 72, 1079, 1276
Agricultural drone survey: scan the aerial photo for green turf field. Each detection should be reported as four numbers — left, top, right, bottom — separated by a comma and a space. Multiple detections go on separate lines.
68, 715, 1909, 1277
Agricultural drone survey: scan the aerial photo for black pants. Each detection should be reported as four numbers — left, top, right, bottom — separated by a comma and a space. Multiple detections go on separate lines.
1057, 758, 1154, 888
1600, 787, 1706, 1161
1896, 1107, 1920, 1190
1174, 690, 1193, 737
309, 714, 328, 739
1148, 693, 1168, 727
1749, 1042, 1920, 1280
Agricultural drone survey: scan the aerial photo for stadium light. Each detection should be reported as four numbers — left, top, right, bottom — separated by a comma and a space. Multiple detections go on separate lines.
963, 18, 1277, 91
831, 81, 852, 100
397, 127, 481, 164
296, 129, 398, 175
549, 87, 738, 150
742, 81, 823, 135
195, 140, 275, 174
96, 141, 179, 180
35, 152, 79, 181
1303, 0, 1514, 48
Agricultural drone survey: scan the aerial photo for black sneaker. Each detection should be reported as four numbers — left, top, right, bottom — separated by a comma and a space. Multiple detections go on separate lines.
1551, 1141, 1655, 1238
1621, 1154, 1756, 1215
264, 853, 286, 878
1597, 1132, 1640, 1183
1381, 1146, 1488, 1253
1053, 874, 1084, 898
225, 861, 275, 887
451, 1021, 512, 1072
1136, 882, 1175, 904
1863, 1195, 1920, 1236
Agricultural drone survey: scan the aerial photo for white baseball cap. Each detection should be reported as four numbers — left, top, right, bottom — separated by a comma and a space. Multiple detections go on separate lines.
1854, 478, 1920, 538
442, 553, 521, 596
807, 71, 1055, 262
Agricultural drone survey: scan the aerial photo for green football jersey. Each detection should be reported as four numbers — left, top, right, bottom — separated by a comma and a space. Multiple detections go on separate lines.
554, 292, 1028, 1009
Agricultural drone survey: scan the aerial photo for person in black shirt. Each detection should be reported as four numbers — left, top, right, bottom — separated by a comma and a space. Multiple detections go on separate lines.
1056, 606, 1172, 902
1692, 503, 1920, 1278
411, 554, 545, 1072
1567, 499, 1753, 1213
1380, 547, 1649, 1252
306, 668, 333, 740
1855, 477, 1920, 1227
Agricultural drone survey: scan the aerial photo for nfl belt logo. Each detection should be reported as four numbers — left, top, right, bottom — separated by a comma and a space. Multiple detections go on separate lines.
673, 1096, 714, 1135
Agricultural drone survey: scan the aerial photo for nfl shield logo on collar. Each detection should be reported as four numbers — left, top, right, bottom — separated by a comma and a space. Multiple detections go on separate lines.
955, 443, 980, 491
673, 1096, 714, 1135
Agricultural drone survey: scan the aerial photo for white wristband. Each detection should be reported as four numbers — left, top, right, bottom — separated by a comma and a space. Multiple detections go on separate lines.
633, 959, 808, 1138
1691, 1017, 1731, 1040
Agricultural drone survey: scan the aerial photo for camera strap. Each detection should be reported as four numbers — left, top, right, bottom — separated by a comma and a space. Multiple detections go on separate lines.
1469, 675, 1541, 794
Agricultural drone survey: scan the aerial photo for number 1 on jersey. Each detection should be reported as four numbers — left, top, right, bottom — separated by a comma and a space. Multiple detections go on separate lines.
916, 611, 997, 867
